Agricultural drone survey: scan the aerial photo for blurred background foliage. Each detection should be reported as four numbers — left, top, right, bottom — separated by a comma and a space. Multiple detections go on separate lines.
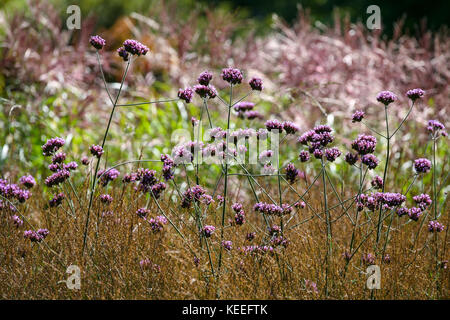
0, 0, 448, 191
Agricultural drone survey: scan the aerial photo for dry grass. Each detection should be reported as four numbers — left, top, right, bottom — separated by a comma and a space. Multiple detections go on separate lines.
1, 170, 448, 300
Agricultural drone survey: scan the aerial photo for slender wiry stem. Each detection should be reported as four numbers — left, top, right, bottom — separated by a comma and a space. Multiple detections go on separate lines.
216, 84, 233, 297
82, 58, 131, 253
375, 105, 390, 253
321, 158, 332, 297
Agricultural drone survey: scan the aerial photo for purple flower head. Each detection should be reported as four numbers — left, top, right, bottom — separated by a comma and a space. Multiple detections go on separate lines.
117, 47, 129, 61
249, 77, 263, 91
178, 87, 194, 103
231, 202, 243, 213
100, 194, 113, 204
313, 148, 323, 159
265, 119, 283, 132
246, 232, 256, 241
268, 225, 281, 236
352, 110, 365, 123
151, 182, 166, 199
222, 240, 233, 251
383, 254, 391, 264
351, 135, 377, 155
49, 192, 65, 207
376, 91, 397, 106
299, 150, 310, 162
413, 193, 432, 211
325, 147, 341, 162
24, 229, 49, 242
89, 35, 106, 50
234, 101, 254, 113
428, 220, 445, 233
396, 207, 409, 217
89, 145, 104, 158
406, 88, 425, 101
427, 120, 447, 137
197, 70, 213, 86
221, 67, 243, 85
97, 168, 120, 186
234, 210, 245, 225
202, 225, 216, 238
414, 158, 431, 174
408, 207, 422, 221
371, 176, 383, 189
194, 84, 216, 99
81, 156, 90, 165
11, 215, 23, 227
149, 215, 168, 233
64, 162, 78, 171
282, 121, 300, 135
19, 175, 36, 189
45, 169, 70, 187
136, 208, 150, 218
361, 154, 379, 169
285, 163, 300, 183
362, 253, 376, 265
123, 39, 149, 56
51, 152, 66, 164
243, 110, 263, 120
42, 137, 65, 156
48, 163, 59, 172
345, 152, 359, 165
294, 201, 306, 209
254, 202, 291, 217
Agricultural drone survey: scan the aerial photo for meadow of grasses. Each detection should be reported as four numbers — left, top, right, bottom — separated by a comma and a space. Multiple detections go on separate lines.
0, 0, 449, 300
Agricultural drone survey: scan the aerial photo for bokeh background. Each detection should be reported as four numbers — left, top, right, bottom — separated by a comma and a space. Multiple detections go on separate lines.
1, 0, 449, 185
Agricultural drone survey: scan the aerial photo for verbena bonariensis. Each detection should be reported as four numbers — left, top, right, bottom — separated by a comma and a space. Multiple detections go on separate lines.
2, 31, 448, 300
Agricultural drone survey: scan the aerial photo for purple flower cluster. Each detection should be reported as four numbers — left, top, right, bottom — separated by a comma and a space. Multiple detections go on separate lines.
122, 39, 149, 56
161, 154, 175, 181
97, 168, 120, 186
362, 253, 375, 265
221, 67, 243, 85
246, 232, 256, 241
117, 47, 129, 61
412, 194, 432, 211
150, 182, 166, 199
376, 91, 397, 106
42, 137, 65, 156
299, 150, 310, 162
193, 84, 217, 99
89, 35, 106, 50
345, 152, 359, 165
136, 208, 150, 218
10, 215, 23, 227
414, 158, 431, 174
24, 229, 49, 242
408, 207, 422, 221
427, 120, 447, 137
181, 185, 211, 208
271, 236, 289, 248
81, 156, 90, 165
51, 152, 66, 164
178, 87, 194, 103
197, 70, 213, 85
358, 192, 406, 211
249, 77, 263, 91
45, 169, 70, 187
0, 179, 31, 203
298, 125, 334, 157
285, 163, 300, 183
351, 110, 365, 122
361, 154, 379, 169
406, 88, 425, 101
149, 215, 168, 233
100, 194, 113, 204
325, 147, 341, 162
428, 220, 445, 233
254, 202, 292, 217
90, 145, 104, 158
351, 134, 377, 155
234, 101, 254, 113
19, 175, 36, 189
294, 201, 306, 209
222, 240, 233, 251
371, 176, 383, 189
265, 119, 283, 132
49, 192, 65, 207
202, 225, 216, 238
282, 121, 300, 135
